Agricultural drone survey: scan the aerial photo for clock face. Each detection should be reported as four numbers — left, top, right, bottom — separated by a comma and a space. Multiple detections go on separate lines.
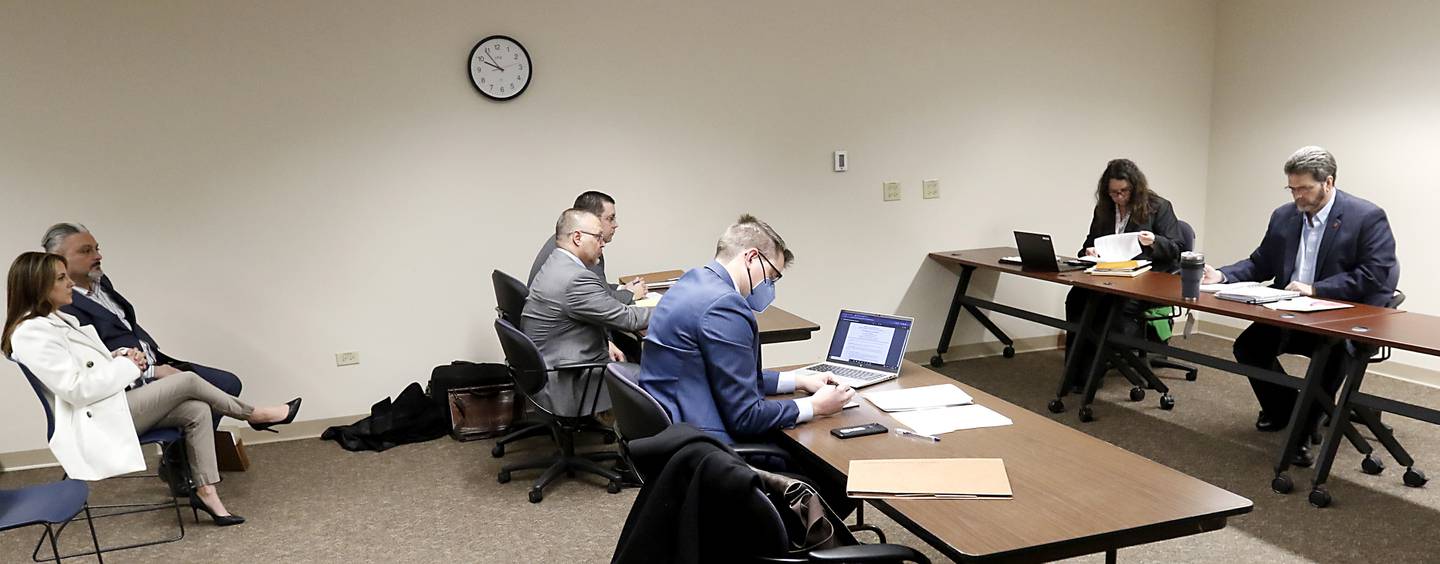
469, 35, 531, 101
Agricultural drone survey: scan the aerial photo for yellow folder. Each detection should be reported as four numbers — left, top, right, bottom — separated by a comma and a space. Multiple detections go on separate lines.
846, 458, 1012, 500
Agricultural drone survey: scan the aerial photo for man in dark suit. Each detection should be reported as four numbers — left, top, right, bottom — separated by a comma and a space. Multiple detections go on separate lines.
44, 223, 244, 404
528, 191, 648, 303
636, 214, 853, 444
1202, 147, 1398, 462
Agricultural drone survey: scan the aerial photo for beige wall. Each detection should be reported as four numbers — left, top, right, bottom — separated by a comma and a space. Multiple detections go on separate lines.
0, 0, 1218, 457
1205, 0, 1440, 372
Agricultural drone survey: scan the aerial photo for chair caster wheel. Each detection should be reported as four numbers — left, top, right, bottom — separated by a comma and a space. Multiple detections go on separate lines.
607, 481, 622, 494
1271, 473, 1293, 494
1184, 370, 1198, 382
1002, 346, 1015, 359
1159, 394, 1176, 411
497, 470, 511, 484
1129, 387, 1145, 402
1047, 399, 1065, 414
1308, 488, 1331, 508
1404, 468, 1428, 488
929, 355, 944, 368
1361, 454, 1385, 475
528, 489, 544, 504
1078, 406, 1094, 423
491, 444, 505, 458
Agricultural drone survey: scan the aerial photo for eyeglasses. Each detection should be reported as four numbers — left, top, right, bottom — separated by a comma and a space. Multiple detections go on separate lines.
1283, 184, 1322, 194
756, 252, 782, 283
1108, 188, 1132, 197
575, 230, 603, 241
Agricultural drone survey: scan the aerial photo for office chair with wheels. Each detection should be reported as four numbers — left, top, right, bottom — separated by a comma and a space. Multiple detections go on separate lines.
493, 319, 623, 503
0, 480, 103, 563
1099, 220, 1198, 412
603, 362, 887, 542
486, 270, 554, 458
15, 361, 187, 560
1146, 220, 1200, 382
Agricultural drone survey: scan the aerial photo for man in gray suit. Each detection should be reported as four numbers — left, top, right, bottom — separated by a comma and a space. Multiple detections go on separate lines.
528, 191, 648, 304
524, 208, 652, 415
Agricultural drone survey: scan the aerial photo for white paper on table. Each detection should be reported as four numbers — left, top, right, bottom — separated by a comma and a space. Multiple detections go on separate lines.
1262, 298, 1354, 312
1093, 232, 1142, 262
1199, 281, 1263, 293
863, 384, 973, 412
891, 405, 1013, 436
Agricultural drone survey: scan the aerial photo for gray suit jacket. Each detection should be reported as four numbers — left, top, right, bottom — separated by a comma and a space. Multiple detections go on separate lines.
529, 237, 635, 304
523, 248, 652, 414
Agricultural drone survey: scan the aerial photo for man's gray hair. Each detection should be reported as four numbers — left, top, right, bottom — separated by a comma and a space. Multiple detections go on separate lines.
714, 214, 795, 266
553, 208, 598, 243
41, 222, 90, 253
1284, 146, 1337, 183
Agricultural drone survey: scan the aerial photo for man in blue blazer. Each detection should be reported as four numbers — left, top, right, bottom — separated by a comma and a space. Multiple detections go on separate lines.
43, 224, 244, 422
1203, 147, 1398, 458
637, 215, 853, 444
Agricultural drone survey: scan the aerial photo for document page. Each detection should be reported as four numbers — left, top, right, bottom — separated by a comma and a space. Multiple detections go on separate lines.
891, 404, 1013, 436
1262, 298, 1354, 312
1093, 232, 1142, 262
838, 323, 896, 365
863, 384, 974, 412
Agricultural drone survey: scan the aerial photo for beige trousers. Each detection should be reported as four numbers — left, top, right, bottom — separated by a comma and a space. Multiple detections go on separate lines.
126, 372, 254, 486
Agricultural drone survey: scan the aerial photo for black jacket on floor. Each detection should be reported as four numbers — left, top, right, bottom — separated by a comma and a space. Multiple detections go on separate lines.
320, 382, 449, 452
611, 424, 785, 564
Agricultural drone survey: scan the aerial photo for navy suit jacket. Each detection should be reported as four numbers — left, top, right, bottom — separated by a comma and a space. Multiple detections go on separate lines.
1219, 189, 1398, 307
636, 262, 798, 444
60, 276, 178, 365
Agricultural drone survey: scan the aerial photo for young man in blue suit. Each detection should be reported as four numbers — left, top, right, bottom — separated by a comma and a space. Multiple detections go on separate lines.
43, 223, 245, 490
637, 214, 854, 445
1202, 147, 1398, 463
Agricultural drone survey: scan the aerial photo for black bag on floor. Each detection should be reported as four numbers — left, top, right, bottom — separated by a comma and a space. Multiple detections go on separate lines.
321, 382, 450, 452
428, 361, 524, 441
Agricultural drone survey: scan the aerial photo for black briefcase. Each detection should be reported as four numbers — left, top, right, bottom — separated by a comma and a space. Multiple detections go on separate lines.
428, 361, 524, 441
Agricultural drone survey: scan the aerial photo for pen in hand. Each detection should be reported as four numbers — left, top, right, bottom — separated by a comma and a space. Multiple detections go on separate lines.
896, 428, 941, 442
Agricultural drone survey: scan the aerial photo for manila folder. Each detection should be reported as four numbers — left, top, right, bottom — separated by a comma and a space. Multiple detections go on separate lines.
847, 458, 1012, 500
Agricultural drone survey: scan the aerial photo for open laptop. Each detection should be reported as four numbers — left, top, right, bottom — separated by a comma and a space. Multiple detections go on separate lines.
798, 310, 914, 389
1013, 231, 1088, 272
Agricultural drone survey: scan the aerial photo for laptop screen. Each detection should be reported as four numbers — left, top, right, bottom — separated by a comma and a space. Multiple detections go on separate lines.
825, 310, 913, 372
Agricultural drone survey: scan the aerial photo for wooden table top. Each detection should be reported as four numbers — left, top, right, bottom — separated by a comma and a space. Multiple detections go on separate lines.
1309, 312, 1440, 356
776, 361, 1252, 562
756, 305, 822, 344
928, 247, 1087, 286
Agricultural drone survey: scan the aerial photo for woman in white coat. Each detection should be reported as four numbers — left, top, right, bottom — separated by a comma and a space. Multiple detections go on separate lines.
4, 252, 302, 526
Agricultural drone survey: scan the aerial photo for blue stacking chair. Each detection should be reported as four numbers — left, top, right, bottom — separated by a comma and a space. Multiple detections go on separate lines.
0, 480, 103, 563
15, 361, 187, 560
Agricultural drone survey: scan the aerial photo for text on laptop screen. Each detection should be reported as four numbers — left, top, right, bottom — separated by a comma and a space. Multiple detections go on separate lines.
826, 311, 912, 371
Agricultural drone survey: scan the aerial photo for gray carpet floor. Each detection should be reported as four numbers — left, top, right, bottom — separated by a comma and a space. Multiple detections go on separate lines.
4, 334, 1440, 563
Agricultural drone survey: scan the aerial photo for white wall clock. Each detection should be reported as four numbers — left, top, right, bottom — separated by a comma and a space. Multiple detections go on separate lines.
468, 35, 531, 101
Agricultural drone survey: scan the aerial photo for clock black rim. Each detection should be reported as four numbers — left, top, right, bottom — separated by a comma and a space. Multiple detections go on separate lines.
468, 34, 531, 101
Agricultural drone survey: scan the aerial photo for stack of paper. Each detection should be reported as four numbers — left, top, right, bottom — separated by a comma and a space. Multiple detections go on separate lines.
847, 458, 1013, 500
1092, 232, 1143, 262
1200, 281, 1263, 293
1086, 260, 1152, 278
633, 293, 663, 308
890, 405, 1013, 436
862, 384, 973, 412
1215, 285, 1301, 304
1262, 298, 1354, 312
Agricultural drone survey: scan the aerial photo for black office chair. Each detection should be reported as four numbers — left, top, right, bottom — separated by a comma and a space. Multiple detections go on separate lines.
1146, 220, 1200, 381
486, 270, 552, 458
493, 319, 623, 503
15, 361, 187, 560
613, 424, 927, 564
603, 362, 887, 542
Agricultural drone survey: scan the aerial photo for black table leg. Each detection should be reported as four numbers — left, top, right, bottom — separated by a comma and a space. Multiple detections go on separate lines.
931, 266, 974, 368
1270, 339, 1335, 495
1049, 291, 1103, 414
964, 303, 1015, 358
1076, 296, 1121, 423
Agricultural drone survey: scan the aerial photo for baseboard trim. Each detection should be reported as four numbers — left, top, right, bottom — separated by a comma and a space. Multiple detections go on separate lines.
0, 414, 364, 474
906, 334, 1061, 365
1197, 320, 1440, 390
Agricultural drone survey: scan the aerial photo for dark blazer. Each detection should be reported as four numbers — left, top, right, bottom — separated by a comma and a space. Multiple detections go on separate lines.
636, 262, 797, 444
1079, 193, 1184, 272
60, 276, 177, 365
1219, 189, 1398, 307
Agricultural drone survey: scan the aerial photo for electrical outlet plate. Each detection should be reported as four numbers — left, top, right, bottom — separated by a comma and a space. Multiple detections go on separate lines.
833, 150, 847, 172
923, 179, 940, 199
883, 181, 901, 201
335, 351, 360, 366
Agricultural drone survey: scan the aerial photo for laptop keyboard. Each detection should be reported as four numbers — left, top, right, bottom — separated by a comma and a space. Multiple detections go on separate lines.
811, 364, 887, 381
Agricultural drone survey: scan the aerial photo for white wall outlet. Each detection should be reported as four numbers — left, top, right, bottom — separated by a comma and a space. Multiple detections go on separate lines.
923, 178, 940, 199
335, 351, 360, 366
833, 150, 848, 172
882, 181, 901, 201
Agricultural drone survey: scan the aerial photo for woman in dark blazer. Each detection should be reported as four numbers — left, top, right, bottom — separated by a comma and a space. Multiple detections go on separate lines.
1063, 159, 1184, 390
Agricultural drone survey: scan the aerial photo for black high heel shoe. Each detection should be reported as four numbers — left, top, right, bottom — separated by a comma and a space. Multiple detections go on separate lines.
249, 397, 302, 433
188, 492, 245, 526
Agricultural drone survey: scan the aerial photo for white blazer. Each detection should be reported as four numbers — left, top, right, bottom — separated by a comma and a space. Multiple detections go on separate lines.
10, 311, 145, 480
